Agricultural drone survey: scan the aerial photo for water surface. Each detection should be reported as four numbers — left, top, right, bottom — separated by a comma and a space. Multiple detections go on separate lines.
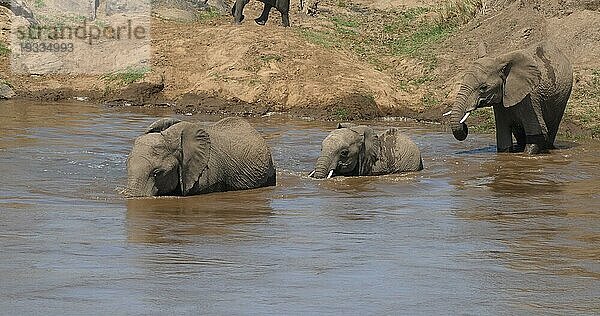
1, 101, 598, 315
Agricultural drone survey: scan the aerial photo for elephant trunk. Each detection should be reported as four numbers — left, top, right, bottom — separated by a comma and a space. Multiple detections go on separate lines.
451, 84, 475, 141
125, 176, 156, 197
312, 156, 335, 179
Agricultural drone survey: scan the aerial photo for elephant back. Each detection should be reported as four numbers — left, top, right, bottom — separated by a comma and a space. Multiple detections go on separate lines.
528, 41, 573, 102
376, 129, 423, 174
209, 117, 276, 189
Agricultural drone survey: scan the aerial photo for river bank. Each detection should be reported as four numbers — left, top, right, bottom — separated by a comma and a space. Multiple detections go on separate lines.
1, 0, 598, 139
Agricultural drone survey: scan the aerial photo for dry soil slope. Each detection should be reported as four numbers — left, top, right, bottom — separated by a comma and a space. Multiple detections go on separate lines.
152, 16, 401, 113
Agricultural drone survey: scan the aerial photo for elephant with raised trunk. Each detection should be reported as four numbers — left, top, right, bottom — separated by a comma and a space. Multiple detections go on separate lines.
125, 117, 276, 197
310, 123, 423, 179
448, 41, 573, 154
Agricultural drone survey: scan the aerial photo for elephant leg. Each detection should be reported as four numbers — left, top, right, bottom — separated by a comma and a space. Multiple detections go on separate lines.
493, 106, 513, 153
280, 9, 290, 27
275, 0, 290, 26
543, 99, 568, 149
514, 100, 549, 154
255, 3, 272, 25
232, 0, 249, 24
511, 124, 526, 152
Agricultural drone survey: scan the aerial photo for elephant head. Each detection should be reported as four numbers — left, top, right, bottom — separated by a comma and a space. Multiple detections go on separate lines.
125, 118, 211, 197
310, 123, 380, 179
450, 50, 541, 141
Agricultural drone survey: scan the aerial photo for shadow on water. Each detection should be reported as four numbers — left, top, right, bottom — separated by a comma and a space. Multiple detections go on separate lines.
126, 188, 274, 244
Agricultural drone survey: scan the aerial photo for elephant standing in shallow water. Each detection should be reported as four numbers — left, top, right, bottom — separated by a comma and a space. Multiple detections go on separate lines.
125, 117, 276, 197
448, 41, 573, 154
310, 123, 423, 179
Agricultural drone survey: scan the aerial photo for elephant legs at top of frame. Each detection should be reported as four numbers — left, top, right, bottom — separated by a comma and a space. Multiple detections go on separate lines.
232, 0, 250, 23
255, 3, 272, 25
280, 10, 290, 27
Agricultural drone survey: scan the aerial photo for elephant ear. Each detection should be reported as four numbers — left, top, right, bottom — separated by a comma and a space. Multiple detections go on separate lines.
145, 118, 182, 134
498, 51, 541, 107
337, 122, 356, 129
179, 124, 211, 196
357, 127, 380, 176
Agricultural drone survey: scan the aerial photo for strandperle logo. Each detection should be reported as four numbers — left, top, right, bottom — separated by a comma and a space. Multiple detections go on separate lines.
16, 19, 148, 44
9, 0, 150, 74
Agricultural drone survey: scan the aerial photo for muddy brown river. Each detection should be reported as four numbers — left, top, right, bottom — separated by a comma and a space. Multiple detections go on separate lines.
1, 101, 598, 314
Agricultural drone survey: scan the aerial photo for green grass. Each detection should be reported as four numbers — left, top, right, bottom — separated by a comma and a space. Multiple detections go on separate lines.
0, 42, 10, 56
198, 8, 221, 21
259, 54, 283, 63
469, 108, 496, 133
335, 107, 350, 120
421, 94, 440, 108
34, 0, 45, 8
0, 79, 12, 87
102, 66, 150, 86
567, 69, 600, 138
297, 28, 338, 48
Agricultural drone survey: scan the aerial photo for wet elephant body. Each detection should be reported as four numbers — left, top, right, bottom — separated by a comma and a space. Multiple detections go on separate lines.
311, 123, 423, 179
125, 117, 276, 197
450, 41, 573, 154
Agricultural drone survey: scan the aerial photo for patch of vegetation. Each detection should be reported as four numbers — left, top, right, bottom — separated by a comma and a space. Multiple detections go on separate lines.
567, 69, 600, 138
34, 0, 45, 8
335, 107, 350, 120
421, 94, 440, 108
197, 8, 221, 21
0, 42, 10, 56
398, 75, 435, 91
0, 79, 12, 87
469, 108, 495, 134
101, 66, 150, 87
331, 16, 360, 36
437, 0, 483, 25
297, 28, 338, 48
259, 54, 283, 63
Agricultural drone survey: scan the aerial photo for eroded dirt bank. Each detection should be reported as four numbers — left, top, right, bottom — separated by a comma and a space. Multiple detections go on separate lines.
0, 0, 599, 137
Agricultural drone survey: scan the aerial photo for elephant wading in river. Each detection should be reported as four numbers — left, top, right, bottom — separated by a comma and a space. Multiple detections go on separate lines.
125, 117, 276, 197
231, 0, 290, 27
310, 123, 423, 179
448, 41, 573, 154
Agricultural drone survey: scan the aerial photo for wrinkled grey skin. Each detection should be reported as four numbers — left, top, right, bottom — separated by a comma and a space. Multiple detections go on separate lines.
125, 117, 276, 197
450, 41, 573, 154
311, 123, 423, 179
231, 0, 290, 27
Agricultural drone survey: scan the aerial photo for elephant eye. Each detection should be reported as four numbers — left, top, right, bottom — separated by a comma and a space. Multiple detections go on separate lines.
479, 84, 488, 92
340, 149, 349, 158
152, 169, 161, 177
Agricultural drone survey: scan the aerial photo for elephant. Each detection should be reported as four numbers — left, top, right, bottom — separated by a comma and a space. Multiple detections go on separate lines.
125, 117, 276, 197
231, 0, 290, 27
448, 41, 573, 154
310, 123, 423, 179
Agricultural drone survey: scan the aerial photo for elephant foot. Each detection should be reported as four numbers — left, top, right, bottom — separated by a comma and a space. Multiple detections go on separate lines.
524, 143, 549, 155
510, 144, 525, 153
255, 18, 266, 25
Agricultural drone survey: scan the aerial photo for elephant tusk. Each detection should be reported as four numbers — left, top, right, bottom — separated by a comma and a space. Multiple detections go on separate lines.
308, 170, 315, 177
442, 110, 452, 116
459, 112, 471, 124
327, 170, 334, 179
